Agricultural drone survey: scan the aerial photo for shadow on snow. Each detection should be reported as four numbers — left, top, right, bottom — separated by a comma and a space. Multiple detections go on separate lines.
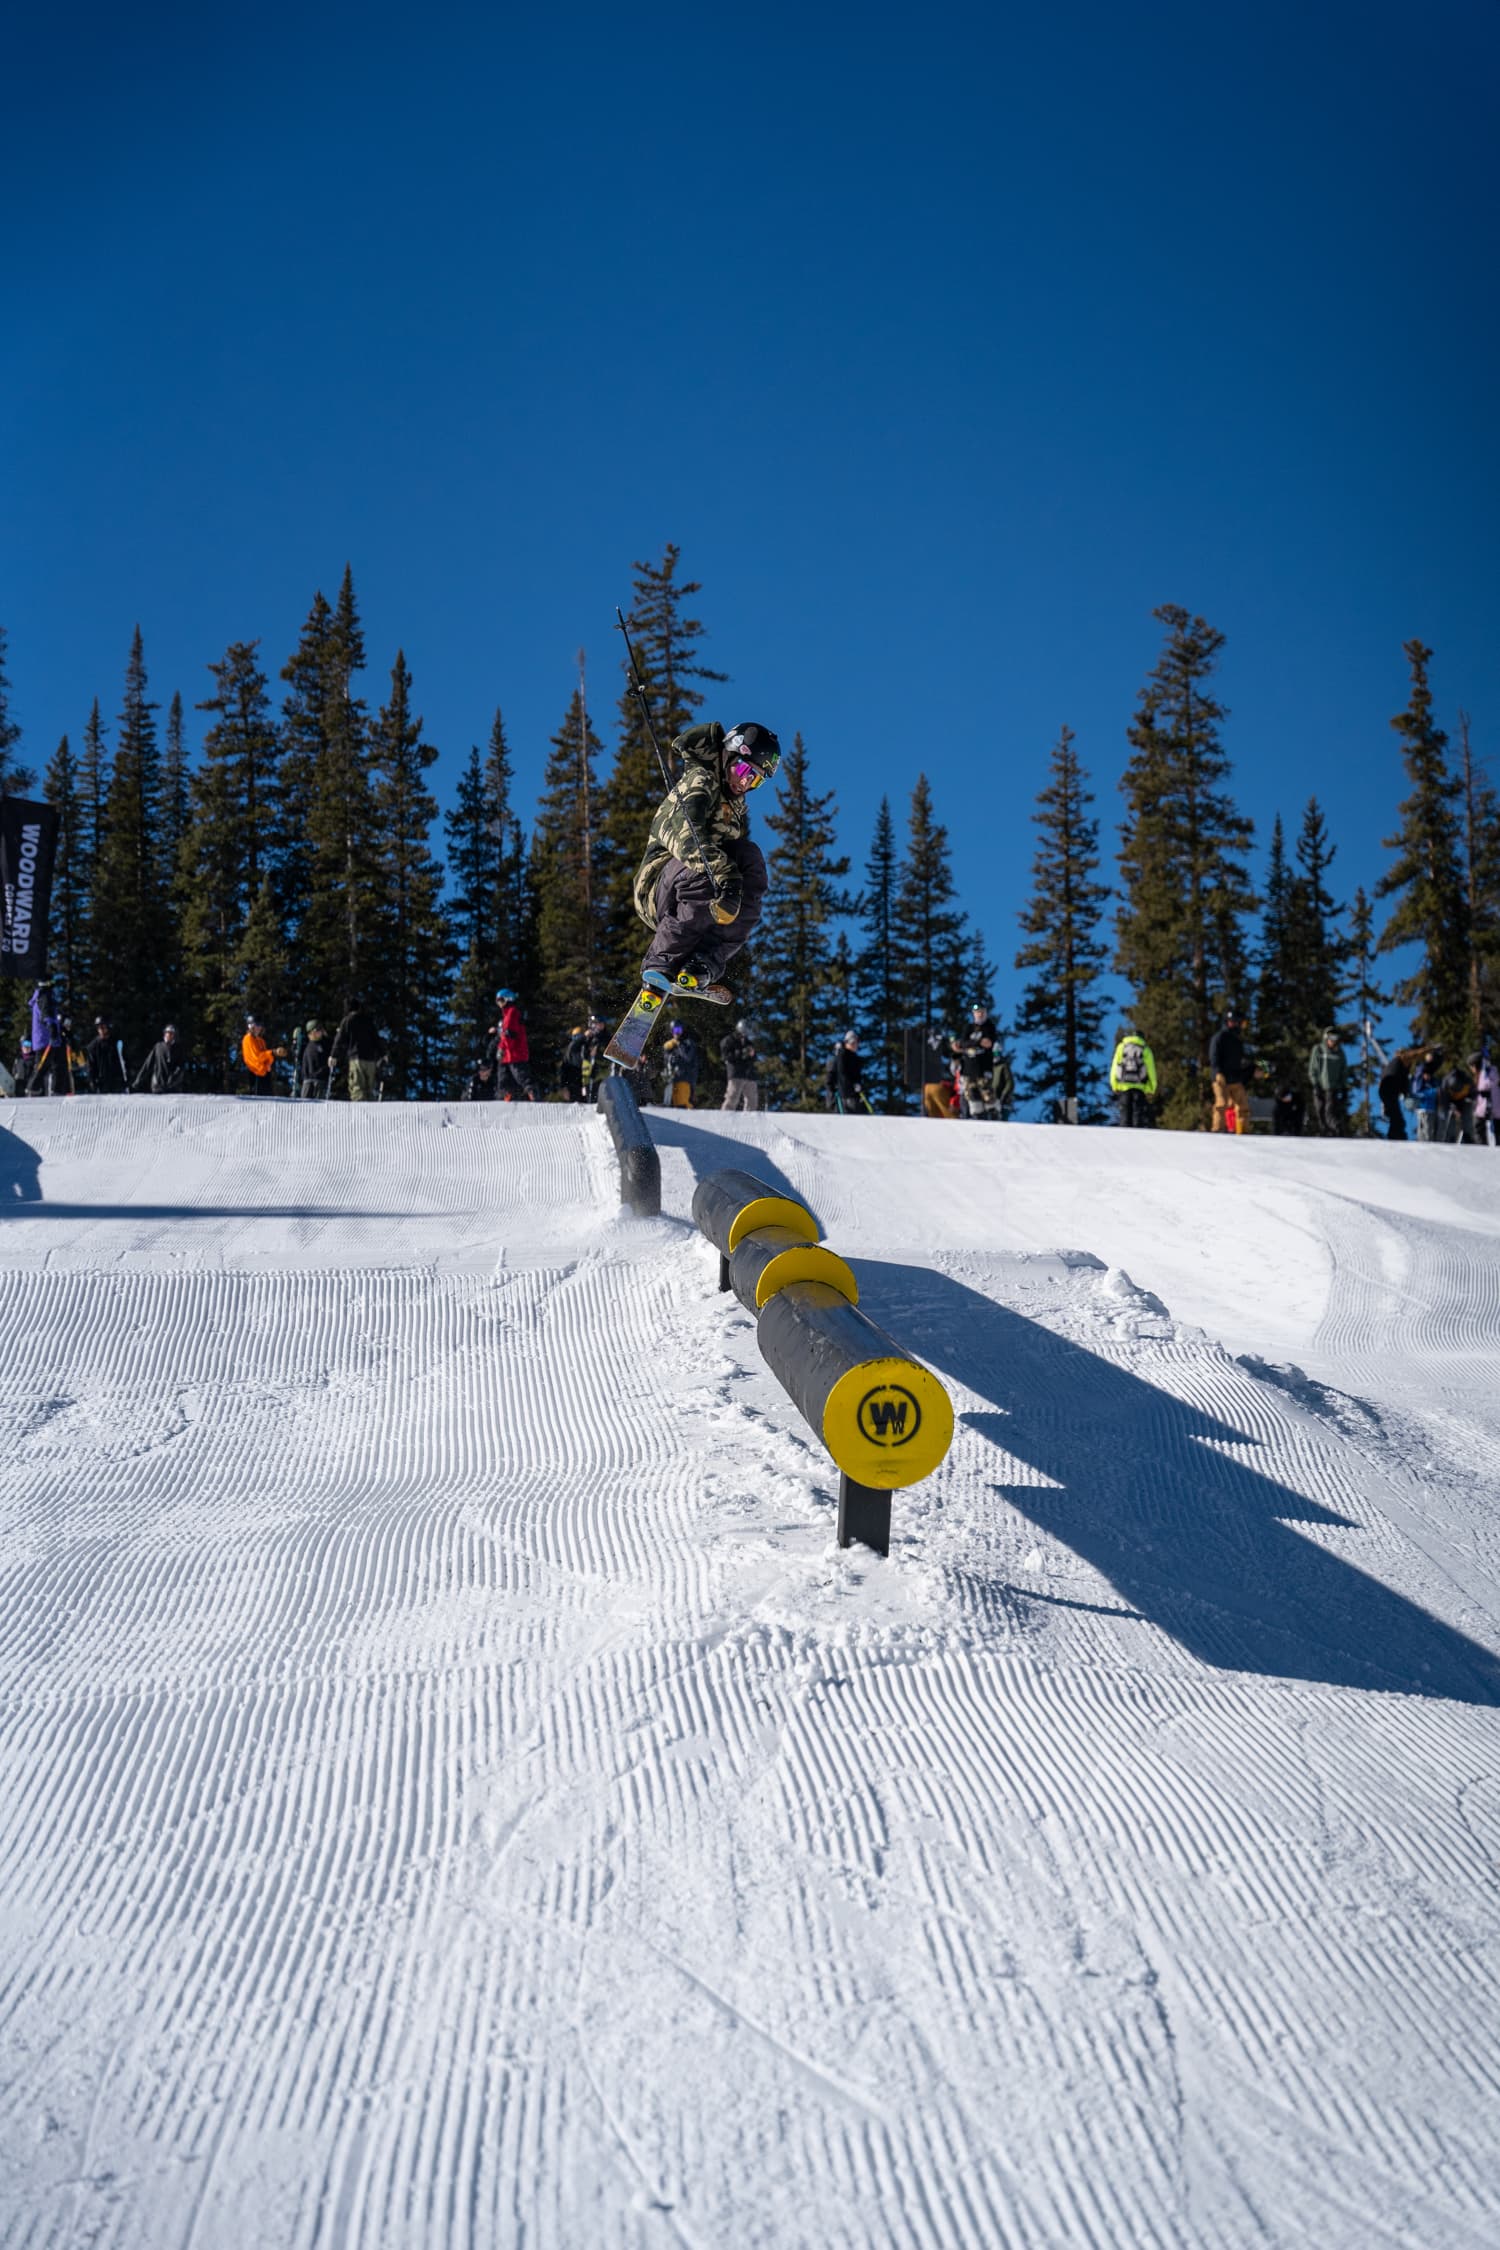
855, 1259, 1500, 1707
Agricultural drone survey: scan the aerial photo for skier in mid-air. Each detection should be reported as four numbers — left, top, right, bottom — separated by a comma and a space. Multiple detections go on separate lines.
632, 721, 781, 1005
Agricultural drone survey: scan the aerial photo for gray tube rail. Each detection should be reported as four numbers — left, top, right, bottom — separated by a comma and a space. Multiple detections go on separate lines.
691, 1167, 954, 1557
598, 1075, 661, 1217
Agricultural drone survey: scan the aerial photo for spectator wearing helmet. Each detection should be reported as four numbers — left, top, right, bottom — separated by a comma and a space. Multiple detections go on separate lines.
720, 1019, 760, 1112
826, 1029, 869, 1115
959, 1003, 1013, 1121
1209, 1007, 1254, 1135
241, 1016, 284, 1094
632, 722, 779, 1004
133, 1024, 188, 1094
662, 1022, 700, 1108
10, 1038, 36, 1096
85, 1015, 129, 1093
299, 1021, 331, 1098
559, 1025, 587, 1104
493, 990, 537, 1102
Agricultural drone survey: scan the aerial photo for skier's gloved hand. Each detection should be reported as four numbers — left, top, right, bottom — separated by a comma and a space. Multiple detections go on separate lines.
711, 891, 740, 925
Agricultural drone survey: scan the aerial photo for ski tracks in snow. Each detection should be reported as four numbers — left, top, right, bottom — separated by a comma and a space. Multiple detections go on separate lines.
1, 1105, 1498, 2246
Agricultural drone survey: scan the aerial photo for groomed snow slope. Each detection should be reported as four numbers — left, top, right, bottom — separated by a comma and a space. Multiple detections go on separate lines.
2, 1098, 1498, 2249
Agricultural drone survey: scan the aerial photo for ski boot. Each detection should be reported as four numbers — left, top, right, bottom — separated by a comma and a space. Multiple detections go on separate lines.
642, 961, 733, 1006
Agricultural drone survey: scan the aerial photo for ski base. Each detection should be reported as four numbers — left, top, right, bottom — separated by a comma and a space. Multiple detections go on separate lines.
605, 985, 667, 1068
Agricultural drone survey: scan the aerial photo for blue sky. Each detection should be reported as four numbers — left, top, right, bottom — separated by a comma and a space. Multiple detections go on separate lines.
4, 0, 1496, 1031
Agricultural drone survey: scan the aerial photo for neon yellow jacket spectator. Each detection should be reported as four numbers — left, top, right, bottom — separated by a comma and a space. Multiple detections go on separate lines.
1109, 1033, 1157, 1096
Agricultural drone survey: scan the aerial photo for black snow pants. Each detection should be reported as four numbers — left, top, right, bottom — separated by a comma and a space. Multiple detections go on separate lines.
641, 838, 768, 982
1116, 1088, 1151, 1128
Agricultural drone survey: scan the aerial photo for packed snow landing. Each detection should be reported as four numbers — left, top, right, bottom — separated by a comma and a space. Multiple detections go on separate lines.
2, 1097, 1498, 2247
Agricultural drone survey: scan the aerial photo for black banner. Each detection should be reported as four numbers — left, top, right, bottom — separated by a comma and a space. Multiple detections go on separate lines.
0, 798, 60, 980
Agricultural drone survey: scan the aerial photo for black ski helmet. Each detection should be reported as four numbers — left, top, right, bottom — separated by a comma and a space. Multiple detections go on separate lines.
724, 722, 781, 779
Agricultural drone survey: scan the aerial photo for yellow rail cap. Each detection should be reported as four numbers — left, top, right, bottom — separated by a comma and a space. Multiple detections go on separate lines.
821, 1354, 954, 1489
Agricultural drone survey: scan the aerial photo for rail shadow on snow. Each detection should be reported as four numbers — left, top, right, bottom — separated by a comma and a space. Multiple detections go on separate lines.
643, 1115, 822, 1232
858, 1261, 1500, 1706
0, 1203, 413, 1221
0, 1137, 407, 1221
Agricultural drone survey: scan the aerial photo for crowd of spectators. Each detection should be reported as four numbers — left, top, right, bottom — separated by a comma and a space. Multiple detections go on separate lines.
12, 977, 1495, 1143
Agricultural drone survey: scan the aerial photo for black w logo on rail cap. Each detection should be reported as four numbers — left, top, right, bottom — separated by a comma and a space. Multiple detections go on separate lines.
857, 1383, 921, 1447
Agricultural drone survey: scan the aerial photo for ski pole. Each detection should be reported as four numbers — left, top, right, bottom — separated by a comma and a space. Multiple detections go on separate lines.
614, 608, 724, 905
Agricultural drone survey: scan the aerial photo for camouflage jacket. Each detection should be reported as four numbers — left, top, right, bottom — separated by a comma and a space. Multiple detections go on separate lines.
633, 723, 750, 927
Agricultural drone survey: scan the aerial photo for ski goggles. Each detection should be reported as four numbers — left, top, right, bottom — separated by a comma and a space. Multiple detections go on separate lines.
728, 757, 767, 790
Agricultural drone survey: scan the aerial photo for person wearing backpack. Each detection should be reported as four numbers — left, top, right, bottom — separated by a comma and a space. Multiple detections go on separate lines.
1109, 1030, 1156, 1127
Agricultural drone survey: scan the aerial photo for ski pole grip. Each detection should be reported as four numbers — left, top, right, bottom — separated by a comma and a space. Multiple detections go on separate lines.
599, 1075, 661, 1218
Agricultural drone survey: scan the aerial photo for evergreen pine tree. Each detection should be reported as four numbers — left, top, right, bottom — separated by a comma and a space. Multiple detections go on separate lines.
444, 710, 525, 1079
894, 775, 968, 1046
90, 628, 173, 1051
752, 733, 850, 1107
39, 735, 84, 1011
180, 640, 282, 1080
298, 567, 379, 1019
73, 698, 110, 1006
1376, 640, 1469, 1050
594, 547, 727, 992
1457, 711, 1500, 1041
161, 692, 191, 869
531, 677, 604, 1057
78, 699, 110, 881
1115, 605, 1255, 1127
963, 927, 998, 1014
233, 878, 291, 1037
277, 589, 335, 916
0, 627, 36, 796
1346, 886, 1387, 1133
1286, 796, 1347, 1047
1013, 726, 1111, 1119
369, 650, 448, 1095
1253, 814, 1298, 1084
852, 797, 903, 1111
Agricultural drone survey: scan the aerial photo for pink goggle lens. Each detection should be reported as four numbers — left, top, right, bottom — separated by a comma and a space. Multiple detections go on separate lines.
729, 758, 765, 790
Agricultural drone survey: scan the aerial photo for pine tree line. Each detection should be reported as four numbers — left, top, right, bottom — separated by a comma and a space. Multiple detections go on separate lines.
3, 587, 1495, 1118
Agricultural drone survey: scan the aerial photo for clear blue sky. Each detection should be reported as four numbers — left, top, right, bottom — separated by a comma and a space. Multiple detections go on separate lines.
5, 0, 1496, 1029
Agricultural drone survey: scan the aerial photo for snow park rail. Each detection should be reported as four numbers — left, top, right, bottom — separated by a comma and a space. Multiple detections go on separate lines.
597, 1074, 661, 1215
691, 1167, 954, 1556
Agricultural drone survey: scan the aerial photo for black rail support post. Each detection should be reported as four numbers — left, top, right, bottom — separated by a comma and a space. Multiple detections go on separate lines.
838, 1474, 892, 1558
718, 1252, 731, 1293
598, 1074, 661, 1218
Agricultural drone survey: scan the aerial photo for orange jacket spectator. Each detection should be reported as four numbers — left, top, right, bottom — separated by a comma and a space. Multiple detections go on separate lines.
242, 1028, 278, 1078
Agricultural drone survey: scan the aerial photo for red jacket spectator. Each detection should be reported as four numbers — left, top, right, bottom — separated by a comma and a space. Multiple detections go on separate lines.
497, 996, 529, 1064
